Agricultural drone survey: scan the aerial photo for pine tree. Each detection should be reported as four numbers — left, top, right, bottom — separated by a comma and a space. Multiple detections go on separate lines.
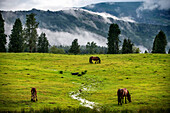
152, 30, 167, 53
86, 41, 97, 54
122, 39, 133, 54
25, 13, 39, 53
37, 32, 49, 53
69, 39, 80, 54
107, 23, 121, 54
0, 12, 7, 52
122, 39, 128, 54
8, 18, 23, 52
127, 39, 133, 53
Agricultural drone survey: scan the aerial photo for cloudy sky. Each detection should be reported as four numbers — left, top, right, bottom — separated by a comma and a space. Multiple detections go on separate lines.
1, 0, 169, 11
0, 0, 144, 11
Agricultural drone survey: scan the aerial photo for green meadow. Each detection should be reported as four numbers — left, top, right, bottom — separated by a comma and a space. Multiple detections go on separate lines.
0, 53, 170, 112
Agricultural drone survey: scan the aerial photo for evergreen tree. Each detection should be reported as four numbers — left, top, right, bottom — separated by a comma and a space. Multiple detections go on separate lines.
86, 41, 97, 54
107, 23, 121, 54
122, 39, 133, 54
37, 32, 49, 53
152, 30, 167, 53
122, 39, 128, 54
168, 49, 170, 54
8, 18, 23, 52
127, 39, 133, 53
0, 12, 7, 52
69, 39, 80, 54
25, 13, 39, 53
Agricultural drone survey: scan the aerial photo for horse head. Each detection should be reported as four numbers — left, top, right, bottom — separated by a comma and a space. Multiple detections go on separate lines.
127, 92, 131, 102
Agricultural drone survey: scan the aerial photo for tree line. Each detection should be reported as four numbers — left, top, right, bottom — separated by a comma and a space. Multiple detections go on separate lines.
0, 12, 168, 54
0, 13, 49, 53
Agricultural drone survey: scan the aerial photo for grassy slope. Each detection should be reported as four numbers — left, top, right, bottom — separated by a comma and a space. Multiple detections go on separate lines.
0, 53, 169, 112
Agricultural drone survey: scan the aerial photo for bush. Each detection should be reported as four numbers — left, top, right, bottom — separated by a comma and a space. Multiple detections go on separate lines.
49, 46, 65, 54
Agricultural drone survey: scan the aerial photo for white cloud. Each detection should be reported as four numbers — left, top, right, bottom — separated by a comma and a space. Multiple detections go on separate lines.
81, 9, 136, 23
0, 0, 144, 11
138, 0, 170, 11
136, 0, 170, 17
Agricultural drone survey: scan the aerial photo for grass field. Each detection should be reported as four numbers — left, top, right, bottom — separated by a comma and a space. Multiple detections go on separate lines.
0, 53, 170, 112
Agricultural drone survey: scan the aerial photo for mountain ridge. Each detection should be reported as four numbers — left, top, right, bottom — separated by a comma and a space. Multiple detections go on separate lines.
1, 2, 170, 52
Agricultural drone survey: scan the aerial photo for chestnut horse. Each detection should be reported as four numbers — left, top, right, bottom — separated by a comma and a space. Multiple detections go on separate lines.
89, 56, 101, 64
31, 88, 38, 102
117, 88, 131, 105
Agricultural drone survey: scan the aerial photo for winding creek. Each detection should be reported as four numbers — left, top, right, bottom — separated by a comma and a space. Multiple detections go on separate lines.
70, 84, 98, 109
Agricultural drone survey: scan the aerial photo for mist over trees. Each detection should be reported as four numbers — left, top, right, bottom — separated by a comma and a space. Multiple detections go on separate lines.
0, 12, 7, 52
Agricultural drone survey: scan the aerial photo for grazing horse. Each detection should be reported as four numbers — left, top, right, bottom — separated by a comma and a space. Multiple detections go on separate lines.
31, 88, 38, 102
89, 56, 101, 64
117, 88, 131, 105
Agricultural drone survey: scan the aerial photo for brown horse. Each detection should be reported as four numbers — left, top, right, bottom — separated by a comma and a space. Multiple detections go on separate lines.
89, 56, 101, 64
31, 88, 38, 102
117, 88, 131, 105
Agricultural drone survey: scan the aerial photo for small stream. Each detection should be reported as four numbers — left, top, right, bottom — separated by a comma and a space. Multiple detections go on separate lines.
70, 85, 98, 109
70, 92, 96, 109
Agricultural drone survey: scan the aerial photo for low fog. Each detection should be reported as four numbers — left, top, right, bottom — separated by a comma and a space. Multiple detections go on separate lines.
37, 27, 107, 47
5, 22, 107, 47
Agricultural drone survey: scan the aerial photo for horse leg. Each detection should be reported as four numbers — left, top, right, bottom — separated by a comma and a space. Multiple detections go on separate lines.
31, 92, 33, 101
31, 96, 33, 101
36, 94, 38, 101
118, 97, 120, 105
121, 97, 124, 104
125, 96, 127, 104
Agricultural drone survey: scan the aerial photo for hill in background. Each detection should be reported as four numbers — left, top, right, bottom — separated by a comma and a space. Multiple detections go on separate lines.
1, 2, 170, 52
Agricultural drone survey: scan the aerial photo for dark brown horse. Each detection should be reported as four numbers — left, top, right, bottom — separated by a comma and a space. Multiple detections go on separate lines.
117, 88, 131, 105
89, 56, 101, 64
31, 88, 38, 102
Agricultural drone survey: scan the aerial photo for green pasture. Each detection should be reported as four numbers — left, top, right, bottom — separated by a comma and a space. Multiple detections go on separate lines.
0, 53, 170, 112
